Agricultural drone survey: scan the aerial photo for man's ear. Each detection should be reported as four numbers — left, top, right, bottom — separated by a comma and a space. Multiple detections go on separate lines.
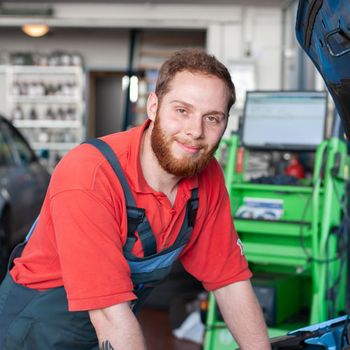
147, 92, 158, 121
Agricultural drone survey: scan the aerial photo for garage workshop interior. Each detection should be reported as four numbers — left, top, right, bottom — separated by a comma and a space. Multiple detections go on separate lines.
0, 1, 350, 349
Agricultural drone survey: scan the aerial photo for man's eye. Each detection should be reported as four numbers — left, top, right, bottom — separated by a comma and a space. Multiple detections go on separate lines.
206, 115, 219, 123
176, 108, 186, 114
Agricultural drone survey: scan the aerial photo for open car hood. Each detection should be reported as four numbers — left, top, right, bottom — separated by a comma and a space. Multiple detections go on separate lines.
296, 0, 350, 137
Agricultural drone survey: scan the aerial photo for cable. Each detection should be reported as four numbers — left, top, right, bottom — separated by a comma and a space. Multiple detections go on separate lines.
299, 171, 349, 264
299, 194, 341, 264
298, 160, 349, 318
330, 173, 350, 317
326, 182, 348, 317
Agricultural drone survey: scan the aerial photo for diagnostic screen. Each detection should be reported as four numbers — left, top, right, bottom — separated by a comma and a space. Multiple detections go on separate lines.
242, 91, 327, 150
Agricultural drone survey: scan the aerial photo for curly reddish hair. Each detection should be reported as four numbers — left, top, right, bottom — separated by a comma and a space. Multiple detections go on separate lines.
155, 48, 236, 112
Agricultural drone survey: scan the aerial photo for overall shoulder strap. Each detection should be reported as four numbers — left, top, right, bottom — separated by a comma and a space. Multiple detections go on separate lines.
86, 138, 136, 207
188, 188, 199, 228
173, 187, 199, 246
85, 139, 157, 256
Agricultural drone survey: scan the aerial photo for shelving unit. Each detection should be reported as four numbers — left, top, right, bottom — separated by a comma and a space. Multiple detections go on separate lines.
13, 120, 81, 128
1, 65, 85, 170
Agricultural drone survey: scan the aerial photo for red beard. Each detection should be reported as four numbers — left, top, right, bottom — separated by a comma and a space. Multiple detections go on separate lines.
150, 116, 218, 178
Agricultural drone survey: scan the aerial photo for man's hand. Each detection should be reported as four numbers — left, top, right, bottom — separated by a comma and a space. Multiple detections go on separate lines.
214, 280, 271, 350
89, 302, 147, 350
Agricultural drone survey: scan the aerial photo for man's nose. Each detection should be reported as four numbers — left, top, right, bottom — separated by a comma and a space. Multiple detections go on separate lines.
185, 116, 203, 139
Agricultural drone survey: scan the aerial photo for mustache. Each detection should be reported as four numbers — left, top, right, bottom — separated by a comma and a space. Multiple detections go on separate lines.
172, 136, 207, 149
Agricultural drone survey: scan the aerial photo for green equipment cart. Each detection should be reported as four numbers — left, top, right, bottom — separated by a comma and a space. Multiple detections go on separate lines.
203, 134, 350, 350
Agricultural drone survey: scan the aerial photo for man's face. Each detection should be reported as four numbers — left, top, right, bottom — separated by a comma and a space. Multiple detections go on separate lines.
148, 71, 230, 178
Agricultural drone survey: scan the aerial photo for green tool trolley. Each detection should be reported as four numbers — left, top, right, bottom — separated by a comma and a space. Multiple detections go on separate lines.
203, 91, 350, 349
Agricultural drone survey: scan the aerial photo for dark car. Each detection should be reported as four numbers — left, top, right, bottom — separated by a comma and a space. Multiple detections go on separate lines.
0, 115, 50, 272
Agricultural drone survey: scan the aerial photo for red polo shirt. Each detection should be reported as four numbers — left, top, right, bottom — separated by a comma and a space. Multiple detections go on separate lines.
11, 120, 251, 311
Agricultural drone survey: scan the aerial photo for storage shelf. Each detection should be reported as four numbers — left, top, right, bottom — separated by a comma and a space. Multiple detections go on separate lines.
9, 96, 80, 103
231, 182, 321, 194
14, 120, 81, 128
9, 65, 82, 75
31, 142, 79, 151
234, 219, 312, 236
245, 240, 311, 260
3, 64, 85, 170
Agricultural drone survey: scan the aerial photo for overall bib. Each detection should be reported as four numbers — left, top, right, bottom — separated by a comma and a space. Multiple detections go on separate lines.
0, 138, 199, 349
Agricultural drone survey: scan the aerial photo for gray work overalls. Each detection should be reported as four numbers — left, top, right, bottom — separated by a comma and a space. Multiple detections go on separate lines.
0, 139, 199, 349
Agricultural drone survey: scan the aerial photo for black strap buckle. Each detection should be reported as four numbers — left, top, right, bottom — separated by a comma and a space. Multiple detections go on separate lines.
188, 197, 199, 228
126, 206, 145, 236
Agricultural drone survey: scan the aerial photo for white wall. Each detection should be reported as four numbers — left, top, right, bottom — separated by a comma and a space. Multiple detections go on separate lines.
208, 6, 283, 136
245, 7, 282, 90
0, 28, 130, 70
208, 6, 282, 88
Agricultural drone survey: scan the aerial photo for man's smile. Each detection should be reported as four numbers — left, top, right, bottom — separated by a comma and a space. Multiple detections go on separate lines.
175, 140, 202, 154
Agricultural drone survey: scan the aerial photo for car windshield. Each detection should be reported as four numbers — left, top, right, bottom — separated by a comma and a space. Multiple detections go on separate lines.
0, 121, 16, 166
0, 119, 37, 165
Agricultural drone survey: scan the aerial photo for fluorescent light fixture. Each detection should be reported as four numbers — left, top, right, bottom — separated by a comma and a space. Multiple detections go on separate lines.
129, 75, 139, 103
22, 24, 49, 37
122, 75, 130, 91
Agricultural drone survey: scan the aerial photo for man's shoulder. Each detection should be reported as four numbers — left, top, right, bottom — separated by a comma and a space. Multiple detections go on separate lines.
99, 127, 136, 155
59, 127, 137, 168
49, 129, 136, 195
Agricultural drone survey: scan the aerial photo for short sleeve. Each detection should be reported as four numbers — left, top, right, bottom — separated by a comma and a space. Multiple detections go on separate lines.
179, 161, 252, 291
50, 188, 136, 311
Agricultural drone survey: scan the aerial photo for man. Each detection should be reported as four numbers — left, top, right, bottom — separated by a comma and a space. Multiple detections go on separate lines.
0, 49, 270, 349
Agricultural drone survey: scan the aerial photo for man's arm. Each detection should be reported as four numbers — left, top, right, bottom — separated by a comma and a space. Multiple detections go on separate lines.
213, 279, 271, 350
89, 302, 147, 350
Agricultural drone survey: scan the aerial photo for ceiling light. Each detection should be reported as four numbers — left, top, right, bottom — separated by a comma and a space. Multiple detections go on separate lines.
22, 24, 49, 38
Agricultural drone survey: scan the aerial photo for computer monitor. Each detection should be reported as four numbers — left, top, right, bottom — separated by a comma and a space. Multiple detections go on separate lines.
241, 91, 328, 150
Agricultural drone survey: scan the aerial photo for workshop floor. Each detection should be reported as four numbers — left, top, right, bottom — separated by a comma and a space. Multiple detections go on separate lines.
139, 308, 202, 350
